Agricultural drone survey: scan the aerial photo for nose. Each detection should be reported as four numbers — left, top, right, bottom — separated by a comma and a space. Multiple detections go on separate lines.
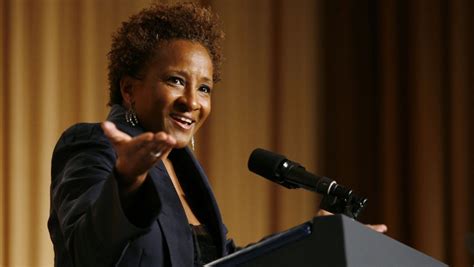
176, 87, 199, 111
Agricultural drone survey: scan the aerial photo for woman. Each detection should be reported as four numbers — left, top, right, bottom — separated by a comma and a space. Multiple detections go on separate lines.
48, 3, 233, 266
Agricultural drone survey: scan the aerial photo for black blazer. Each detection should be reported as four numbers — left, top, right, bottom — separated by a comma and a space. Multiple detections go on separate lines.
48, 105, 234, 266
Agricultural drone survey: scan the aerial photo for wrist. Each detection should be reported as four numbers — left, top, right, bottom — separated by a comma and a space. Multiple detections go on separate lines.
113, 167, 146, 195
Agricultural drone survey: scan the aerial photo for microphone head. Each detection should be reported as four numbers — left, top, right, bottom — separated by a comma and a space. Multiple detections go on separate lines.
248, 148, 287, 181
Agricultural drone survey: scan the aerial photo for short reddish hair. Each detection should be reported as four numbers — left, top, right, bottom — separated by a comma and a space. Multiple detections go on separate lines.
107, 3, 224, 106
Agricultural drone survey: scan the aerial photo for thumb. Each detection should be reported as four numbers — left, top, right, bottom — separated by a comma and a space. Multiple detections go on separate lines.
101, 121, 132, 143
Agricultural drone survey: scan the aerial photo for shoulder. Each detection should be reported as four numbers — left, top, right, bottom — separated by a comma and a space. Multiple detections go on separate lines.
58, 123, 106, 144
54, 123, 112, 151
52, 123, 115, 169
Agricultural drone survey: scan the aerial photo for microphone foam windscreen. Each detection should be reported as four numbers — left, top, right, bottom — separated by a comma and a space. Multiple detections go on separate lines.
248, 148, 286, 181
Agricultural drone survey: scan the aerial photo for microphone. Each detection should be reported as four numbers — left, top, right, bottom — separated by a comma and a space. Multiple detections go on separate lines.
248, 148, 337, 194
248, 148, 368, 218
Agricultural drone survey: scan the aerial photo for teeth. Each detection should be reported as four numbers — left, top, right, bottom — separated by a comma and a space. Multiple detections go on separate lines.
173, 115, 193, 125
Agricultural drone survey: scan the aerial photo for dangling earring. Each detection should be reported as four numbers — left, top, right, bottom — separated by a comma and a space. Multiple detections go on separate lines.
191, 136, 195, 150
125, 101, 139, 127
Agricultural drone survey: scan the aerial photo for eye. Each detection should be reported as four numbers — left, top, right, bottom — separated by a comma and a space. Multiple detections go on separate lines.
168, 76, 185, 86
198, 85, 212, 94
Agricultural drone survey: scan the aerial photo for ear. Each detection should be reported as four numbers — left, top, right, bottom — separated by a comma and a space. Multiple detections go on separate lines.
120, 76, 136, 108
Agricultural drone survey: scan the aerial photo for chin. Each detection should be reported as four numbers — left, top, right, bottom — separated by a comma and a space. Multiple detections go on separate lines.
173, 136, 192, 149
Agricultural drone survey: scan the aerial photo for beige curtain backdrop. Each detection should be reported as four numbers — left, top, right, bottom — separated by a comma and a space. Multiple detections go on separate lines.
1, 0, 472, 266
1, 0, 320, 265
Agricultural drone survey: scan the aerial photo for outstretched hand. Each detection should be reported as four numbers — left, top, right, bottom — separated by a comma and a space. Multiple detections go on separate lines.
101, 121, 176, 194
316, 209, 388, 233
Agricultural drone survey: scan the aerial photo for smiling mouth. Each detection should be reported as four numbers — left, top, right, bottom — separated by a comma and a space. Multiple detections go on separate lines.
170, 114, 195, 130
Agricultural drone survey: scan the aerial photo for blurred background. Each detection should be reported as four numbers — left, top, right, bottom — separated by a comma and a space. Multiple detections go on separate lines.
0, 0, 473, 266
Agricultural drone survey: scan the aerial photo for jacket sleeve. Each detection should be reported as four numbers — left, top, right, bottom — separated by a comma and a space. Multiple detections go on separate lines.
50, 124, 161, 266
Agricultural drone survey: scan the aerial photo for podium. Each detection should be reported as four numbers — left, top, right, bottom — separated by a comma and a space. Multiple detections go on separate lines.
206, 215, 446, 267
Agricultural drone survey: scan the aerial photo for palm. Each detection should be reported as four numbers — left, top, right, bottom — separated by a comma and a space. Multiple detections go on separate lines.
101, 121, 176, 192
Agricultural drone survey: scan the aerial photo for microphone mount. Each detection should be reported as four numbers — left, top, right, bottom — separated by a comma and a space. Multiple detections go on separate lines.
319, 184, 368, 219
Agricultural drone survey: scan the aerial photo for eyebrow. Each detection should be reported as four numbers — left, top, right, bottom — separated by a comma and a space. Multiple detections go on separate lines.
201, 76, 213, 84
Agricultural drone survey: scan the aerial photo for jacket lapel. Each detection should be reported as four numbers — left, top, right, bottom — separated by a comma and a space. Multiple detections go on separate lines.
150, 162, 194, 266
171, 148, 228, 257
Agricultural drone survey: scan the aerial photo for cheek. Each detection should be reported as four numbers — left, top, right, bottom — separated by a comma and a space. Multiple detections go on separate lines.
137, 96, 168, 125
201, 100, 211, 120
150, 91, 172, 112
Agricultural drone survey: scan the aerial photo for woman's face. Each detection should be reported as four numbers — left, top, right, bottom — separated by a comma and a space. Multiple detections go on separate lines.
122, 39, 213, 148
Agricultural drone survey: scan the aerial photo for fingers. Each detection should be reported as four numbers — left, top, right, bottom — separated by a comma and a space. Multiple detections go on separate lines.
101, 121, 176, 155
150, 132, 176, 157
316, 209, 388, 234
366, 224, 388, 233
101, 121, 132, 143
144, 132, 174, 151
123, 132, 174, 163
316, 209, 334, 217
